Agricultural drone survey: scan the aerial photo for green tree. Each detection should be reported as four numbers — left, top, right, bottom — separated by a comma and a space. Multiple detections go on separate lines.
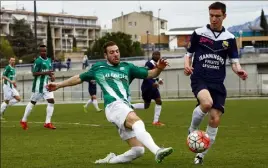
72, 36, 77, 52
260, 9, 268, 36
0, 37, 15, 60
86, 32, 144, 59
46, 20, 54, 60
7, 18, 36, 62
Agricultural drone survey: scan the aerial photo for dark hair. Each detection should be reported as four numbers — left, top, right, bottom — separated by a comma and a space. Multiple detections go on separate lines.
103, 41, 117, 53
152, 51, 160, 56
40, 44, 46, 48
209, 2, 226, 14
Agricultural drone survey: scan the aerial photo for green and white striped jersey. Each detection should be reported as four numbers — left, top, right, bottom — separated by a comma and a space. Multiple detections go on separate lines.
32, 56, 52, 93
80, 61, 148, 107
3, 65, 16, 88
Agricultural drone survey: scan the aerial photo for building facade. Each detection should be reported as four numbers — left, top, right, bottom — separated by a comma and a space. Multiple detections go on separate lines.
0, 9, 101, 54
112, 11, 168, 46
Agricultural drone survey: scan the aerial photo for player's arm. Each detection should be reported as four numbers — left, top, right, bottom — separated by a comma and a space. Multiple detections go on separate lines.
2, 76, 15, 84
2, 67, 15, 84
228, 38, 248, 80
184, 31, 198, 76
47, 70, 94, 91
147, 59, 168, 78
143, 61, 158, 87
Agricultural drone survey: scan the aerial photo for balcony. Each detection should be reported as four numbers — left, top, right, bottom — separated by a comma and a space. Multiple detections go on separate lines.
75, 34, 88, 39
37, 33, 46, 37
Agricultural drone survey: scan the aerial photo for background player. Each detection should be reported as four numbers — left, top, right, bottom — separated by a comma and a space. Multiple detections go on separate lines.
0, 57, 21, 119
184, 2, 248, 165
83, 79, 102, 112
132, 51, 165, 126
20, 45, 56, 130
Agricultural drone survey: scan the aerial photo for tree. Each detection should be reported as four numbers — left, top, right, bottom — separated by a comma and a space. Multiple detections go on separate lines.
0, 37, 15, 60
85, 32, 144, 59
7, 18, 36, 63
46, 20, 54, 60
260, 9, 268, 36
72, 36, 77, 52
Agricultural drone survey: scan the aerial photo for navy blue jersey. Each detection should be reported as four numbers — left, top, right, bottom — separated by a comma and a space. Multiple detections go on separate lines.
187, 24, 239, 83
141, 60, 158, 91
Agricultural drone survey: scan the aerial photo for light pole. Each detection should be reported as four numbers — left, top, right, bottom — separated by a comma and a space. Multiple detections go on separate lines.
146, 30, 150, 60
158, 8, 161, 51
64, 34, 68, 52
239, 30, 243, 49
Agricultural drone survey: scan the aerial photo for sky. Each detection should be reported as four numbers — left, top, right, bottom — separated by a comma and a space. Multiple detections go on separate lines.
1, 1, 268, 30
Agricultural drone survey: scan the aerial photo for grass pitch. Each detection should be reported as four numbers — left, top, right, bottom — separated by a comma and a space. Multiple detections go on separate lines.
1, 99, 268, 168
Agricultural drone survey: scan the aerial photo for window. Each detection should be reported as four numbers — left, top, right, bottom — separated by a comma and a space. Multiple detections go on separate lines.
134, 22, 137, 26
128, 22, 132, 27
134, 34, 137, 39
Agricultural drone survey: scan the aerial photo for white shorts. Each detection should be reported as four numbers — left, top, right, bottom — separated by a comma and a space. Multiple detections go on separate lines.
3, 84, 20, 100
30, 92, 54, 102
105, 100, 136, 141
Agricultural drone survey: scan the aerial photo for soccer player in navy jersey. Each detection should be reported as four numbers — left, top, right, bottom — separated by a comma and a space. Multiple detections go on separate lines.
83, 80, 102, 112
184, 2, 248, 165
132, 51, 165, 126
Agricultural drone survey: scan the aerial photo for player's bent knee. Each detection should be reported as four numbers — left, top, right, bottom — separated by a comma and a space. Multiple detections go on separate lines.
132, 146, 145, 158
125, 112, 141, 128
200, 101, 213, 111
144, 103, 150, 109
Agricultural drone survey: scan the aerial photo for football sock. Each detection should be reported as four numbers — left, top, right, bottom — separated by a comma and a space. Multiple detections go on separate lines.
200, 125, 218, 158
22, 102, 34, 122
132, 120, 160, 154
132, 103, 145, 109
189, 106, 206, 132
109, 147, 145, 163
45, 103, 54, 123
153, 104, 162, 122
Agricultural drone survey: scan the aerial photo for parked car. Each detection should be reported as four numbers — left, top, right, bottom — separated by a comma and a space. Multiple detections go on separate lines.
243, 46, 255, 53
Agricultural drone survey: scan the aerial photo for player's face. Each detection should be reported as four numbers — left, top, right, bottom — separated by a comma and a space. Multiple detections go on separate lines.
209, 9, 226, 31
152, 53, 161, 62
40, 48, 47, 58
105, 45, 120, 65
9, 58, 16, 66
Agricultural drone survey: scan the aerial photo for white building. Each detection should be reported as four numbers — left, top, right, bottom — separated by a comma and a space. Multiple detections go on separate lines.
0, 9, 101, 54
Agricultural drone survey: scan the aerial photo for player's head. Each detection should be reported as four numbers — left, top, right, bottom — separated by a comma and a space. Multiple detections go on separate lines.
39, 44, 47, 58
208, 2, 226, 31
103, 41, 120, 66
9, 57, 16, 66
152, 51, 161, 62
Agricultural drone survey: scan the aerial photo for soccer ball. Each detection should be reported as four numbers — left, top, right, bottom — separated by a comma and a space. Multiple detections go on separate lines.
187, 130, 210, 153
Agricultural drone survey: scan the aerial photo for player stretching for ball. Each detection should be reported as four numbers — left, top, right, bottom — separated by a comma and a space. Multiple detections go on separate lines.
0, 57, 21, 119
47, 41, 173, 164
132, 51, 165, 126
184, 2, 248, 165
20, 45, 56, 130
83, 79, 102, 112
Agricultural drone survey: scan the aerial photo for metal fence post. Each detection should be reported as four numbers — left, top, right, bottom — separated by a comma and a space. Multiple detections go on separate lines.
22, 75, 25, 102
62, 76, 65, 101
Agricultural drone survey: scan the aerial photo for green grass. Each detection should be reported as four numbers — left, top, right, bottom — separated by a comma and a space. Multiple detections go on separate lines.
1, 99, 268, 168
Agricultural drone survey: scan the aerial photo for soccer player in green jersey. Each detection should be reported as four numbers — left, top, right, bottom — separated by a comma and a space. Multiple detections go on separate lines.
1, 57, 21, 119
47, 41, 173, 164
20, 45, 56, 130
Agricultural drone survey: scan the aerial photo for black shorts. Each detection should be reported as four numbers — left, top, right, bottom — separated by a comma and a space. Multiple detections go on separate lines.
141, 88, 161, 103
191, 79, 226, 113
88, 81, 97, 96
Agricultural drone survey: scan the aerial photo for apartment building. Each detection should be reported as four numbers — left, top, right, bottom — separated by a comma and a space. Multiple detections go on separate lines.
112, 11, 168, 44
0, 9, 101, 54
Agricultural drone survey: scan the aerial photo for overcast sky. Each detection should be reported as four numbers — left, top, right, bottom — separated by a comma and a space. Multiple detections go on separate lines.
2, 1, 268, 29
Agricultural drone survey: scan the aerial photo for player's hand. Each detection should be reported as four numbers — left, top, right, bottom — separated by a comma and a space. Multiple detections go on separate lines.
46, 82, 59, 92
48, 71, 55, 76
184, 66, 194, 76
156, 59, 169, 70
237, 69, 248, 80
50, 75, 56, 82
158, 79, 164, 85
13, 83, 17, 88
152, 83, 159, 88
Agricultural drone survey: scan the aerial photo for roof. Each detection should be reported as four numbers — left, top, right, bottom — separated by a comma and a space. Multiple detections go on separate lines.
169, 27, 201, 31
165, 26, 202, 35
112, 11, 167, 22
2, 9, 98, 20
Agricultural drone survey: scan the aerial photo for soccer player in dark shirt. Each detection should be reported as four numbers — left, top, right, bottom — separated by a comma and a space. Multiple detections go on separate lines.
184, 2, 248, 165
